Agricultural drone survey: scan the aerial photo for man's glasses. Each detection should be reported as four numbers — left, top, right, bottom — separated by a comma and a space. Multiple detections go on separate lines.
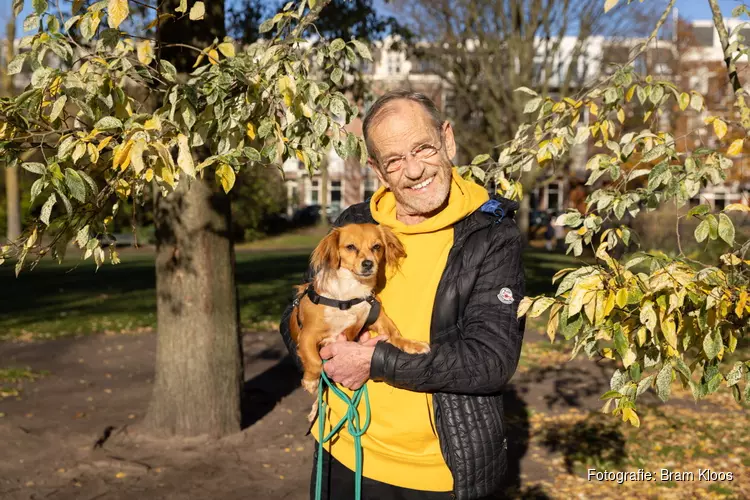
377, 135, 444, 175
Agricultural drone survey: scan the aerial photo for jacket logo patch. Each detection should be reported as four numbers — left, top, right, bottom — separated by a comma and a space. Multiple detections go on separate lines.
498, 288, 514, 304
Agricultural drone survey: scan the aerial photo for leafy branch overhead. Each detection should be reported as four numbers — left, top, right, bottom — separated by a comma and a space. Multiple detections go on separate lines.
458, 0, 750, 425
0, 0, 370, 272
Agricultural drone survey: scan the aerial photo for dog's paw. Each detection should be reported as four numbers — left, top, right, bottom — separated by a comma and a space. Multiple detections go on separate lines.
403, 341, 431, 354
307, 401, 319, 423
302, 378, 319, 395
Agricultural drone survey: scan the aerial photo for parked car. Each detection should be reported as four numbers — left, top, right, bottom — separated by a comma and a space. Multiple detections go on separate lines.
291, 205, 340, 227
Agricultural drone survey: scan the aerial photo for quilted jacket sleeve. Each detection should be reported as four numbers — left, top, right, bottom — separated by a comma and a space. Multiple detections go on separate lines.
369, 222, 526, 394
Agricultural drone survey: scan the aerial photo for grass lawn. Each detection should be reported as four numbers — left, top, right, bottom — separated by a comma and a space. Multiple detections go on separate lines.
0, 227, 581, 340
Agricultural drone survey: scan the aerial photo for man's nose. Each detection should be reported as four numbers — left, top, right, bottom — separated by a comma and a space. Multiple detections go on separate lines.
403, 155, 425, 179
361, 260, 374, 271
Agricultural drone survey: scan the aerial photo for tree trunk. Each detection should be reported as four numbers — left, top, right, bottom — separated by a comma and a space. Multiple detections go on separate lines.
319, 153, 329, 228
143, 0, 243, 438
517, 194, 531, 245
3, 13, 20, 242
146, 179, 242, 437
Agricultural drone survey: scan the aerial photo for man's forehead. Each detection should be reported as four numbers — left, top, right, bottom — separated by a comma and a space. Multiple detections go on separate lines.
369, 101, 438, 153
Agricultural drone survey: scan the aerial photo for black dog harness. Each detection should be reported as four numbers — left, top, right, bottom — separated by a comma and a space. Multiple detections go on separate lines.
293, 285, 381, 334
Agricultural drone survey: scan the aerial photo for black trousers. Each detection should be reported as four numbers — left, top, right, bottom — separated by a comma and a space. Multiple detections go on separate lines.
310, 447, 455, 500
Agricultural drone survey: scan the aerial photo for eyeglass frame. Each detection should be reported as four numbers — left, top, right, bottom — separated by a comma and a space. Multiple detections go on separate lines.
371, 131, 446, 176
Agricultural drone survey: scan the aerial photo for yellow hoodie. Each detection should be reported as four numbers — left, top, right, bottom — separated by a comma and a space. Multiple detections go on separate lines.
312, 168, 489, 491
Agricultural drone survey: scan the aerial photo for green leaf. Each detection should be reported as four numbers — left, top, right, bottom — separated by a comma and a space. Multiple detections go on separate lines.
470, 166, 485, 182
7, 54, 26, 75
159, 60, 177, 83
40, 193, 56, 225
243, 147, 261, 162
22, 162, 46, 175
331, 67, 343, 85
614, 324, 628, 359
694, 219, 710, 243
330, 38, 346, 53
610, 369, 627, 391
641, 144, 665, 162
703, 329, 722, 360
76, 224, 90, 248
23, 13, 39, 32
77, 170, 98, 195
514, 86, 538, 96
636, 374, 654, 397
30, 178, 44, 204
176, 134, 195, 177
726, 362, 744, 386
655, 364, 672, 402
50, 95, 67, 122
718, 213, 735, 246
259, 18, 275, 33
330, 97, 346, 118
64, 168, 86, 203
524, 97, 542, 114
32, 0, 47, 15
93, 116, 122, 130
350, 39, 372, 61
313, 114, 328, 138
687, 204, 710, 217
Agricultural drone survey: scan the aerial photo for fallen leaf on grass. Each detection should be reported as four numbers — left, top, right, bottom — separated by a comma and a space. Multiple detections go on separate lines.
115, 472, 126, 479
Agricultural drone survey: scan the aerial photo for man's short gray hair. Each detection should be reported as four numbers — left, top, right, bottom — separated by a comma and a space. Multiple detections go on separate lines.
362, 90, 444, 159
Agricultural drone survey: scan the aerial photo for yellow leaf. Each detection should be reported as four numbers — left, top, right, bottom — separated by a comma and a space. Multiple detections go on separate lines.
113, 140, 133, 171
617, 108, 625, 124
215, 163, 236, 193
727, 138, 744, 156
136, 40, 154, 65
604, 0, 620, 13
189, 1, 205, 20
643, 110, 652, 123
115, 472, 127, 479
246, 122, 256, 140
737, 290, 748, 318
703, 116, 716, 125
589, 102, 599, 116
622, 407, 640, 427
661, 315, 677, 349
97, 136, 113, 151
626, 86, 636, 102
546, 303, 561, 342
725, 203, 750, 212
144, 115, 162, 131
615, 288, 628, 308
207, 49, 220, 65
604, 291, 615, 317
107, 0, 130, 29
601, 347, 615, 360
678, 92, 690, 110
218, 42, 235, 58
176, 134, 195, 177
713, 119, 728, 140
517, 297, 533, 318
145, 168, 154, 182
161, 165, 175, 187
129, 139, 146, 174
636, 326, 647, 347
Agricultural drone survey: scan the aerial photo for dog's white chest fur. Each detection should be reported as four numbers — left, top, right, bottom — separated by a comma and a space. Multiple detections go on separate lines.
315, 269, 372, 344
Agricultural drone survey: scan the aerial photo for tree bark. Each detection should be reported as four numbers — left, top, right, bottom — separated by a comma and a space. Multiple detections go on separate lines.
146, 179, 242, 437
144, 0, 243, 438
3, 13, 20, 242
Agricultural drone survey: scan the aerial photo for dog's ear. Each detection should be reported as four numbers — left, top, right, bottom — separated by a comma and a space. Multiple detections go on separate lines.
311, 228, 340, 273
379, 226, 405, 268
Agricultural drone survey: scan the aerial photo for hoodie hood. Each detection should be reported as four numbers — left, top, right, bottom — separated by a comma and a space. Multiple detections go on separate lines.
369, 168, 490, 235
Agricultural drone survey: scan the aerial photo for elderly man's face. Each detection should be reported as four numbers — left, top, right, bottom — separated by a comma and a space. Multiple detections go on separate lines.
367, 100, 457, 221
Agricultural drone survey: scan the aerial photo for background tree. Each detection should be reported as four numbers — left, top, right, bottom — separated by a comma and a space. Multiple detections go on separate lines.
1, 6, 20, 242
0, 0, 368, 438
392, 0, 657, 238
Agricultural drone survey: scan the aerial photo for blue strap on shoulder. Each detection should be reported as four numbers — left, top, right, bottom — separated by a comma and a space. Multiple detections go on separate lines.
479, 199, 506, 222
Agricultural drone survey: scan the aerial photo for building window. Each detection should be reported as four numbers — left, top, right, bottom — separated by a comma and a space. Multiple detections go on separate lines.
330, 180, 342, 211
388, 53, 401, 75
692, 26, 714, 47
546, 182, 563, 212
310, 179, 319, 204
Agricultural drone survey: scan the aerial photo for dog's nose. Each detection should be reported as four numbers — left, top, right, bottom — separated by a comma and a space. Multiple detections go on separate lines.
361, 260, 374, 271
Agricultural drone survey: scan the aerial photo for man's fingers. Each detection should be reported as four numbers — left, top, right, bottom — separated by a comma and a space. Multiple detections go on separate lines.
359, 331, 371, 343
335, 333, 347, 342
320, 344, 335, 360
360, 335, 387, 347
323, 362, 335, 376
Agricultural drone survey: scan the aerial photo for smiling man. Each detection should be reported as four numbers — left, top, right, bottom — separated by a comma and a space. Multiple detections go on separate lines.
279, 90, 526, 500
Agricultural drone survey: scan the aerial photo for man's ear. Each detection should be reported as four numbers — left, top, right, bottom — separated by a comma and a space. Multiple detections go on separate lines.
442, 120, 457, 160
311, 228, 340, 272
379, 226, 406, 268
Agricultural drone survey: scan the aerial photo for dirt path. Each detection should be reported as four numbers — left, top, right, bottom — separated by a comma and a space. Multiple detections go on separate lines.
2, 331, 734, 500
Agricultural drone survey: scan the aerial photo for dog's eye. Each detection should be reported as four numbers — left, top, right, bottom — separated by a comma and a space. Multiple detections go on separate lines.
346, 244, 357, 252
372, 244, 382, 252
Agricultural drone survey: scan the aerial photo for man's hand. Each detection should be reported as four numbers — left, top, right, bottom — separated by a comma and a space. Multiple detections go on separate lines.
320, 332, 386, 390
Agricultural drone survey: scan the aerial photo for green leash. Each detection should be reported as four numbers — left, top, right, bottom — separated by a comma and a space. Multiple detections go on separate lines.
315, 359, 371, 500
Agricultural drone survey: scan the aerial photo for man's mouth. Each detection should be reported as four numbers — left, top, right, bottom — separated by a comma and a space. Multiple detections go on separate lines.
408, 176, 434, 192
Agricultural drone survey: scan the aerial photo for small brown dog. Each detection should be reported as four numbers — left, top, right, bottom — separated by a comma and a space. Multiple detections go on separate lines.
289, 223, 430, 420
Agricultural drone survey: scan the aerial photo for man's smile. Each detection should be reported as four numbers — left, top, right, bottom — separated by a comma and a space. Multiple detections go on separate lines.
408, 176, 435, 192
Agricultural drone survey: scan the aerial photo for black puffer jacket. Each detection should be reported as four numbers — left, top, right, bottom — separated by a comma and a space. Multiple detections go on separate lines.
279, 196, 526, 500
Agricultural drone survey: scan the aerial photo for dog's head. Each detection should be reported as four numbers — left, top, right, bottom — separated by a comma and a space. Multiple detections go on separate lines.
310, 223, 406, 285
